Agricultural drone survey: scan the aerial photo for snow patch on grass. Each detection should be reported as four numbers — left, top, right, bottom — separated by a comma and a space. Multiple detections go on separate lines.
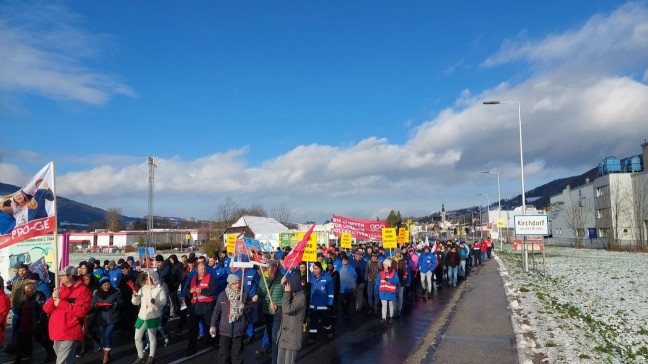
497, 247, 648, 364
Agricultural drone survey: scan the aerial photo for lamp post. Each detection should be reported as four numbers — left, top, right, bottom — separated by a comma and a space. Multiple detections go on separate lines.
477, 193, 490, 239
482, 171, 502, 251
483, 100, 528, 272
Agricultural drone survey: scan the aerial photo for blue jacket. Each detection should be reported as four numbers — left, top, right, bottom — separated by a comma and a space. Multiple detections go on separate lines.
350, 258, 367, 285
107, 268, 122, 288
338, 264, 357, 294
36, 280, 52, 299
235, 267, 260, 298
418, 252, 437, 273
375, 269, 399, 301
309, 272, 335, 309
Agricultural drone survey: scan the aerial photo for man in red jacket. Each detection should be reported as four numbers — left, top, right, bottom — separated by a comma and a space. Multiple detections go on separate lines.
43, 265, 91, 364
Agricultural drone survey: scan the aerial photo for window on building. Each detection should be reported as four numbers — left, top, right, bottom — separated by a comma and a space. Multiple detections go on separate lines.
596, 185, 610, 197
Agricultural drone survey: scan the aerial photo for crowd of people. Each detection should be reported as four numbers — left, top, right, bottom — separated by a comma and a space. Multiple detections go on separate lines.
0, 237, 495, 364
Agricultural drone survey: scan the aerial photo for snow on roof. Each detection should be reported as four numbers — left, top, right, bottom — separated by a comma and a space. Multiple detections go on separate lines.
231, 215, 289, 234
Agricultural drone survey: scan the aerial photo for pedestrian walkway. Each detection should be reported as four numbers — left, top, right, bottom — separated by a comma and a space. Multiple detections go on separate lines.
431, 258, 518, 364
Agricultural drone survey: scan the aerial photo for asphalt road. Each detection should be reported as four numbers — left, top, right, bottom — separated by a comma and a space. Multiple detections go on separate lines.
1, 277, 463, 364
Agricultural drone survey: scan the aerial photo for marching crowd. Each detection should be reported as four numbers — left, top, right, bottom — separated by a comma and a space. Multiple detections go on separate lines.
0, 238, 495, 364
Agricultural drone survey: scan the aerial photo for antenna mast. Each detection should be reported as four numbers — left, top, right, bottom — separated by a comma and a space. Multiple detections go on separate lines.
147, 157, 157, 249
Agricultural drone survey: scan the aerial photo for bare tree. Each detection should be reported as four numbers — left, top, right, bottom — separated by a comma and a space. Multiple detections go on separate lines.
565, 199, 592, 248
599, 178, 634, 250
217, 196, 239, 225
105, 208, 124, 232
631, 174, 648, 250
271, 202, 292, 224
246, 202, 267, 217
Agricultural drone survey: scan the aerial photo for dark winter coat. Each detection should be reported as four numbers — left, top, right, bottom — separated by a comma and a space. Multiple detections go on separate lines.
92, 286, 123, 326
210, 290, 253, 338
277, 289, 307, 351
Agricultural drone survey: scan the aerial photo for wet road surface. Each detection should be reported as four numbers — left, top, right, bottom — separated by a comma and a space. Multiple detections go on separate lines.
1, 275, 472, 364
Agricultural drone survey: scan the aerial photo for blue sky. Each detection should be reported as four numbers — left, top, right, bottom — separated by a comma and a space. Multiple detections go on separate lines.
2, 0, 647, 222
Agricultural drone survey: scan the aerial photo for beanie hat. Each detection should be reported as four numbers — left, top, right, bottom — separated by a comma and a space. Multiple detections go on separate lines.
28, 272, 41, 281
383, 259, 392, 267
155, 254, 164, 262
288, 274, 302, 293
99, 277, 110, 286
226, 274, 240, 286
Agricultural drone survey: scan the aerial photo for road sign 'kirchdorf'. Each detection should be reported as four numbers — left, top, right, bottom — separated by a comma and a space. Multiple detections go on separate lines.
513, 215, 549, 236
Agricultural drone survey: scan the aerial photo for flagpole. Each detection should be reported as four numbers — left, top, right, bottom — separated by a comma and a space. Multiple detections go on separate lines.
260, 266, 274, 307
51, 162, 60, 289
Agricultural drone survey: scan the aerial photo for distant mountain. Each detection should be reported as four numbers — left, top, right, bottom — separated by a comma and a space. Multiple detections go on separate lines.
0, 182, 120, 227
523, 167, 598, 209
4, 166, 599, 227
426, 167, 599, 220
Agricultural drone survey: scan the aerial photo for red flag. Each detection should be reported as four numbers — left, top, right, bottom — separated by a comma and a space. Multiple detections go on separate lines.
283, 224, 315, 271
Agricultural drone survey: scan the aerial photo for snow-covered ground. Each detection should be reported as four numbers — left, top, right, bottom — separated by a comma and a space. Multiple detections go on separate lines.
496, 246, 648, 364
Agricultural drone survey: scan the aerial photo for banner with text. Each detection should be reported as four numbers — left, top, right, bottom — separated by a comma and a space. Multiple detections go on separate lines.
332, 214, 387, 241
0, 163, 56, 250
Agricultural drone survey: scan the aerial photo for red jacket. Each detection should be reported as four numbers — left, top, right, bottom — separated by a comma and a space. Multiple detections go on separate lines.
0, 291, 10, 343
43, 279, 91, 341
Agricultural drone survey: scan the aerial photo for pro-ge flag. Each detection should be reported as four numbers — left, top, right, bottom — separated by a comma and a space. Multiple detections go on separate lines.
0, 163, 56, 249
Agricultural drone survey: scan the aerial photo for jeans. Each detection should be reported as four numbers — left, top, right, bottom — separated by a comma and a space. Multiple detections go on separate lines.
366, 281, 378, 311
99, 324, 115, 348
396, 286, 405, 312
447, 266, 459, 286
263, 313, 281, 364
355, 283, 365, 310
459, 259, 466, 277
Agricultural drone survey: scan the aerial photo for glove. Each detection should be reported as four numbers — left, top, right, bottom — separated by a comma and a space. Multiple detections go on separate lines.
150, 298, 156, 304
209, 327, 217, 337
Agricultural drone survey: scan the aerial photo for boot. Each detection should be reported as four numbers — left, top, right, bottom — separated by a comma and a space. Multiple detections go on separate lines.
102, 349, 110, 364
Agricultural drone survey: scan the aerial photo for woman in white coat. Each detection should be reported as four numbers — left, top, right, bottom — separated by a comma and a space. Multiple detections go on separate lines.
131, 270, 167, 364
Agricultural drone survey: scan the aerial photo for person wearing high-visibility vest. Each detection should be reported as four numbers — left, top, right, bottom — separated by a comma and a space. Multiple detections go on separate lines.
184, 262, 217, 357
375, 259, 399, 326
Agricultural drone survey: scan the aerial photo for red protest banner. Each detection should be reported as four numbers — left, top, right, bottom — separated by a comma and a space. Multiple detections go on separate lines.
332, 214, 387, 241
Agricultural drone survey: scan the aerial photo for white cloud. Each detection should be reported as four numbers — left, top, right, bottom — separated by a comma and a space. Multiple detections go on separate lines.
3, 2, 648, 221
0, 2, 134, 105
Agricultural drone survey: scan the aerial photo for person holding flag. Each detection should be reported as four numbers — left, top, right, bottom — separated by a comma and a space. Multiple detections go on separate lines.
256, 259, 284, 363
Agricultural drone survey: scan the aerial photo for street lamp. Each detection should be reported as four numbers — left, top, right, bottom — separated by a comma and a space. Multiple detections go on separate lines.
482, 171, 502, 251
483, 100, 528, 272
477, 193, 490, 239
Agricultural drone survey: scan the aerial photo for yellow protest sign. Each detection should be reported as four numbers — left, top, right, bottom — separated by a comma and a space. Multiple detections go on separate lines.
398, 228, 409, 244
226, 234, 237, 254
299, 232, 318, 262
497, 218, 505, 228
340, 233, 352, 249
382, 228, 397, 249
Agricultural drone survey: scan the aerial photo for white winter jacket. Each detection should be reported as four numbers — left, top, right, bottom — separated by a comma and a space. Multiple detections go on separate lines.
132, 270, 168, 320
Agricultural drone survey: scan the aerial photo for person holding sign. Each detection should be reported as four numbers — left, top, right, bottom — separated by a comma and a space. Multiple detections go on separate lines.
256, 260, 284, 363
210, 274, 254, 364
131, 271, 167, 364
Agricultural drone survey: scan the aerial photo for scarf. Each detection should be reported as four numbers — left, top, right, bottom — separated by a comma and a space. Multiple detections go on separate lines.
225, 287, 244, 324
